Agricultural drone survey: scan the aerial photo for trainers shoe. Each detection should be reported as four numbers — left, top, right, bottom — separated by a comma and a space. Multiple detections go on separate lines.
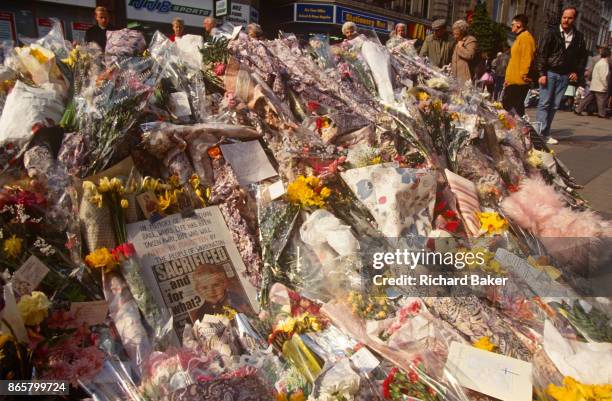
546, 137, 559, 145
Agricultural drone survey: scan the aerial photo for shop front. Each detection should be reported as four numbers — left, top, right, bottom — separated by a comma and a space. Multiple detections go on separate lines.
262, 1, 430, 41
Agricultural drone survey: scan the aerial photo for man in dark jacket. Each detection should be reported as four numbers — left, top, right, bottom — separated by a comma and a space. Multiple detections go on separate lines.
535, 6, 588, 144
84, 6, 114, 51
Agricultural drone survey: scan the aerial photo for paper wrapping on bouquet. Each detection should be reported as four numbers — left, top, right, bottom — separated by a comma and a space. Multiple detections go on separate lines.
224, 59, 264, 109
79, 196, 117, 252
162, 374, 273, 401
174, 35, 204, 71
340, 164, 436, 237
102, 271, 152, 372
300, 209, 360, 267
14, 44, 66, 88
444, 169, 481, 237
0, 81, 65, 147
105, 29, 146, 60
543, 319, 612, 385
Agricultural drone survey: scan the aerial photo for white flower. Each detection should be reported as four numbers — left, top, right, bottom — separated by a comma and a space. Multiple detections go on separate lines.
34, 237, 55, 256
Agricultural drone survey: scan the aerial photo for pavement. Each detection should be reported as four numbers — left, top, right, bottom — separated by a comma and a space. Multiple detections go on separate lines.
526, 108, 612, 219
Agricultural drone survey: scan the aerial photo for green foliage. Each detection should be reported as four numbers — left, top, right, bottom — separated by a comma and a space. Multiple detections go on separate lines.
469, 2, 509, 57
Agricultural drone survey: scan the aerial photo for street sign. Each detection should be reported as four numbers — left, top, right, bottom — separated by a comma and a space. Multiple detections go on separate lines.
215, 0, 229, 17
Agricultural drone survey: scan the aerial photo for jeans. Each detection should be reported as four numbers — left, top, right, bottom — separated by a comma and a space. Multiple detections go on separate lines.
536, 71, 570, 137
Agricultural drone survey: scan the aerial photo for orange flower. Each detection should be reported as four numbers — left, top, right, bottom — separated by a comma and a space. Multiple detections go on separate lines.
207, 146, 221, 159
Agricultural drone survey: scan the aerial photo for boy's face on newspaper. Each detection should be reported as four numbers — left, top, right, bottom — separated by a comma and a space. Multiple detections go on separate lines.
195, 271, 228, 304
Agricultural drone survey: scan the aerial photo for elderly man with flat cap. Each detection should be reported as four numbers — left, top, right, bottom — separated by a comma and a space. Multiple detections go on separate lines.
419, 19, 455, 68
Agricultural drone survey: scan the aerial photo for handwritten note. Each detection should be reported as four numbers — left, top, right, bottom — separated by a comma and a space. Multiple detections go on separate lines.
445, 341, 532, 401
70, 301, 109, 327
220, 141, 277, 186
350, 347, 380, 374
12, 255, 49, 296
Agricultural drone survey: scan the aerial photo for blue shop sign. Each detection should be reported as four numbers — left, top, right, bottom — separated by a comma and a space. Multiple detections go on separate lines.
336, 6, 397, 32
295, 3, 335, 24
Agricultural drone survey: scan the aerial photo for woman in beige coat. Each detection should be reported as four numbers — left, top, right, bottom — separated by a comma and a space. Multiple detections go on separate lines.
450, 20, 479, 84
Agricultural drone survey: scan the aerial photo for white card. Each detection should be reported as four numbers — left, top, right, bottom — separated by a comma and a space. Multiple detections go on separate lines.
268, 180, 285, 200
350, 347, 380, 374
169, 91, 191, 117
12, 255, 49, 296
445, 341, 532, 401
70, 301, 109, 327
220, 141, 277, 186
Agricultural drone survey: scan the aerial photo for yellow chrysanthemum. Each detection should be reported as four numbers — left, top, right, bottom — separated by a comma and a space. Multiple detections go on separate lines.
286, 176, 331, 208
85, 248, 118, 273
476, 212, 508, 235
473, 336, 496, 352
3, 235, 23, 259
527, 149, 544, 168
17, 291, 51, 326
547, 376, 612, 401
120, 199, 129, 209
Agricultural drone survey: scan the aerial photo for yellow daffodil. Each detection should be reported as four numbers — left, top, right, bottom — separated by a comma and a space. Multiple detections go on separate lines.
492, 101, 503, 109
3, 235, 23, 259
370, 156, 383, 165
17, 291, 51, 326
61, 48, 79, 68
547, 376, 612, 401
98, 177, 112, 193
120, 199, 129, 209
416, 91, 430, 101
476, 212, 508, 235
157, 190, 174, 212
473, 336, 496, 352
141, 177, 160, 192
85, 248, 118, 273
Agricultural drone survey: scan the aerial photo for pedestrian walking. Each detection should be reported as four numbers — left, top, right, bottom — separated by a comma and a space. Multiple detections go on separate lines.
534, 6, 588, 144
575, 47, 610, 118
492, 49, 509, 101
419, 19, 454, 68
85, 6, 115, 51
502, 14, 536, 116
450, 20, 479, 84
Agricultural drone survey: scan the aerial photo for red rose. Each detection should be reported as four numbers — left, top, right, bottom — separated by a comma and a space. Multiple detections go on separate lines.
444, 220, 460, 232
213, 63, 226, 76
443, 209, 457, 218
307, 101, 320, 112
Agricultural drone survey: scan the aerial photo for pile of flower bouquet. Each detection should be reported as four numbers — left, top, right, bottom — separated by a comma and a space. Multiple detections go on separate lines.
0, 19, 611, 401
